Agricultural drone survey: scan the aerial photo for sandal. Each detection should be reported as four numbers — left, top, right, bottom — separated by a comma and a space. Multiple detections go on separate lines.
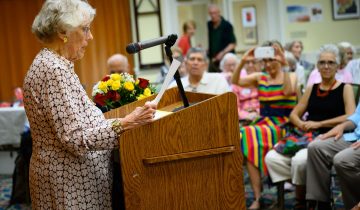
247, 197, 263, 210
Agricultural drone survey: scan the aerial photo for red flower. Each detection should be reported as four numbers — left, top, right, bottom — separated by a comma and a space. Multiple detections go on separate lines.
94, 93, 107, 107
106, 90, 121, 101
138, 78, 149, 89
101, 75, 110, 82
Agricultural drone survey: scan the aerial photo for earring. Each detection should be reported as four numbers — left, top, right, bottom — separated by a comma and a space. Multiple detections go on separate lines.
63, 37, 68, 43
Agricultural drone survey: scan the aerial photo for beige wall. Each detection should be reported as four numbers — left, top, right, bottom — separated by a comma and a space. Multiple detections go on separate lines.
282, 0, 360, 53
177, 3, 209, 49
232, 0, 269, 51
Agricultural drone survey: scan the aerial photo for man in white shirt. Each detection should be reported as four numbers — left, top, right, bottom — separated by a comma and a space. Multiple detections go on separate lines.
345, 58, 360, 84
169, 47, 230, 94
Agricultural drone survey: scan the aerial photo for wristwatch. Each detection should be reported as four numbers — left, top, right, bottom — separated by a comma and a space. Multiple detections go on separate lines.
111, 119, 125, 135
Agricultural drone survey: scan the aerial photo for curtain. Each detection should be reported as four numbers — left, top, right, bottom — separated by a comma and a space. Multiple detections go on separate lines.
0, 0, 133, 101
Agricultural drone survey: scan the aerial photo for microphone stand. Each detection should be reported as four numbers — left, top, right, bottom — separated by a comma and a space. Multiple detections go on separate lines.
164, 34, 189, 108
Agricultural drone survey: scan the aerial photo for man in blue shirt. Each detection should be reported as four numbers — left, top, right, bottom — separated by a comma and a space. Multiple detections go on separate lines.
306, 104, 360, 210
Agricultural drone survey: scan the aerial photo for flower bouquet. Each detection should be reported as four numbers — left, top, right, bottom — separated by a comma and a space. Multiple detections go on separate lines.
92, 73, 155, 111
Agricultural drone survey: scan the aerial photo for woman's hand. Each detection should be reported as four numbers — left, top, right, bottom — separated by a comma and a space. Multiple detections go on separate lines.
302, 121, 322, 131
120, 101, 157, 130
242, 48, 256, 62
273, 45, 287, 66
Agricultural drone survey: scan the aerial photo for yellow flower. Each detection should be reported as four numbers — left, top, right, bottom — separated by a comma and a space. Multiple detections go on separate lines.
98, 81, 108, 93
111, 81, 121, 91
135, 79, 140, 85
110, 73, 121, 81
137, 94, 146, 100
143, 88, 152, 97
106, 79, 114, 86
124, 81, 134, 91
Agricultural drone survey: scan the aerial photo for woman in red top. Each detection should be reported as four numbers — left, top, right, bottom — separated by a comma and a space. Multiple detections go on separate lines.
177, 20, 196, 56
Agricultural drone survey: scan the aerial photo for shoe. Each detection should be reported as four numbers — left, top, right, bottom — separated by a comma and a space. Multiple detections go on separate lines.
294, 200, 306, 210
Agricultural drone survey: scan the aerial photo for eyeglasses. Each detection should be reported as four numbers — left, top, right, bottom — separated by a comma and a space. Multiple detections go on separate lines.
318, 60, 337, 68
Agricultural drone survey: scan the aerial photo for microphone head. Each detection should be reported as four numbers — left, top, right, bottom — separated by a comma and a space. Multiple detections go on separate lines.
126, 43, 141, 54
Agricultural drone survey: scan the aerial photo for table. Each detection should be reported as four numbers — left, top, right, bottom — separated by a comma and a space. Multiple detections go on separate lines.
0, 107, 28, 146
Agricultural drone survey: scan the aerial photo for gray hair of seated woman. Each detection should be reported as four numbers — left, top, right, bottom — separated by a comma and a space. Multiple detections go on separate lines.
317, 44, 340, 64
338, 41, 356, 67
186, 47, 208, 63
338, 41, 356, 54
284, 51, 297, 71
32, 0, 96, 43
219, 53, 239, 71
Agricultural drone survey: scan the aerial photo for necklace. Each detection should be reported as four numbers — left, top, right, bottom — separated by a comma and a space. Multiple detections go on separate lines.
316, 80, 337, 97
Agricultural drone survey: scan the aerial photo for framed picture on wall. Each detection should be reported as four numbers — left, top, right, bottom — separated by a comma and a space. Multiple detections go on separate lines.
243, 27, 257, 44
332, 0, 360, 20
241, 6, 258, 44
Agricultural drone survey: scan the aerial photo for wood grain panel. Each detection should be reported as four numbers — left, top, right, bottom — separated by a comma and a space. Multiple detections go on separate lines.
105, 89, 245, 210
0, 0, 133, 101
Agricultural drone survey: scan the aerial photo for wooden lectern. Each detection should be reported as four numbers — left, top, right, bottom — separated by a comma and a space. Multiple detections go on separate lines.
104, 88, 245, 210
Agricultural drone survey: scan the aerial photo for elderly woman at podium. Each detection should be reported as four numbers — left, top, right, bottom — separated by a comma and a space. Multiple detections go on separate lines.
231, 41, 297, 210
23, 0, 156, 209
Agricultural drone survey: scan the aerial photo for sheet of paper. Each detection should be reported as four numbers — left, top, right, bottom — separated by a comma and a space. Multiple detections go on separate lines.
152, 59, 181, 104
154, 110, 172, 120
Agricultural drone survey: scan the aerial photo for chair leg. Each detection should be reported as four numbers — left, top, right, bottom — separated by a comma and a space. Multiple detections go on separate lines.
277, 181, 285, 210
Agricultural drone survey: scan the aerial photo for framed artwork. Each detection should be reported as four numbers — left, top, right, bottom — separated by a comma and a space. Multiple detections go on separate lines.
332, 0, 360, 20
243, 27, 257, 45
241, 6, 257, 44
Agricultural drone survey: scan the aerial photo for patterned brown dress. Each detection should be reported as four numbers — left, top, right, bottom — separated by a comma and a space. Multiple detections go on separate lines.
23, 48, 119, 209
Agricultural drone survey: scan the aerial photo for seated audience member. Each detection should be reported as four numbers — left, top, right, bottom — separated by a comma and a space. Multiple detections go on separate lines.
0, 87, 25, 107
285, 40, 315, 72
231, 55, 261, 122
338, 41, 356, 65
157, 47, 185, 85
169, 47, 230, 94
12, 87, 24, 107
177, 20, 196, 56
285, 51, 306, 93
265, 44, 355, 210
306, 103, 360, 209
232, 41, 297, 210
307, 43, 354, 87
346, 58, 360, 84
107, 53, 129, 74
219, 53, 239, 85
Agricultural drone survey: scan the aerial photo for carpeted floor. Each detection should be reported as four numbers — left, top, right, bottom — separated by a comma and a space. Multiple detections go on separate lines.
0, 170, 345, 210
0, 175, 30, 210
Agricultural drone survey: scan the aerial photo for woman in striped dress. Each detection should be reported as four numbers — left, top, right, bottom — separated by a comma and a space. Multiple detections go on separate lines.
232, 41, 298, 210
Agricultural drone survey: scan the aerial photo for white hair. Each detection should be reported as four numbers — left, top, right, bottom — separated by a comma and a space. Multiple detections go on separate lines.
284, 51, 297, 65
219, 53, 239, 71
32, 0, 96, 43
338, 41, 356, 54
317, 44, 340, 64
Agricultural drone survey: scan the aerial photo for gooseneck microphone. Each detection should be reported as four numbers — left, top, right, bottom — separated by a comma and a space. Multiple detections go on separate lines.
126, 34, 178, 54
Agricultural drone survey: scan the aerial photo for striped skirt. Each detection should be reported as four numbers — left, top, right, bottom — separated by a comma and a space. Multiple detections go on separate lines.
240, 116, 289, 175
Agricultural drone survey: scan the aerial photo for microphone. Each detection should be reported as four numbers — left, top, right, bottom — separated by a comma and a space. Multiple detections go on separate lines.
126, 34, 178, 54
